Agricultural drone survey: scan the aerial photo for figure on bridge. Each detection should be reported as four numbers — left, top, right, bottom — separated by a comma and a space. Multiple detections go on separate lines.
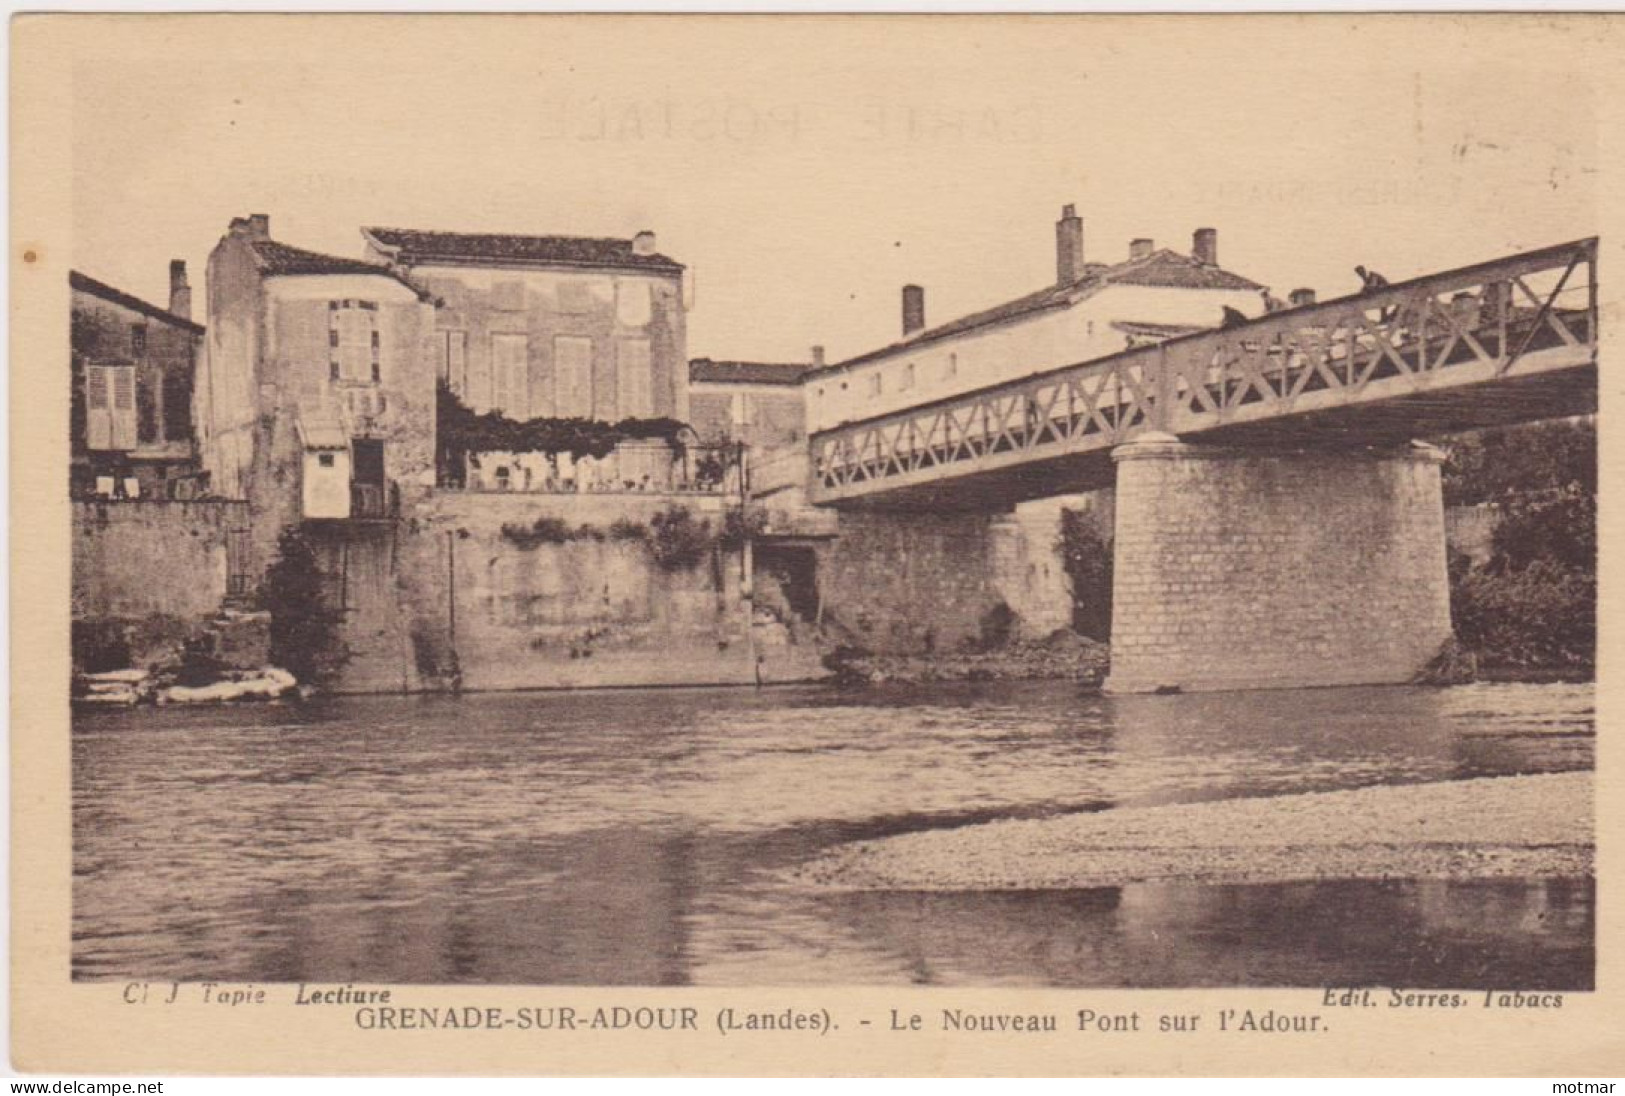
1356, 265, 1396, 322
1355, 265, 1390, 292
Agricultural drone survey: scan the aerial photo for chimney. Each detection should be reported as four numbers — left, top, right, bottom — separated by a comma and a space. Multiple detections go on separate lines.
1192, 227, 1217, 266
902, 284, 925, 336
810, 345, 826, 368
168, 260, 191, 320
1056, 204, 1085, 285
1129, 238, 1154, 261
1289, 287, 1318, 308
230, 214, 270, 238
632, 230, 657, 256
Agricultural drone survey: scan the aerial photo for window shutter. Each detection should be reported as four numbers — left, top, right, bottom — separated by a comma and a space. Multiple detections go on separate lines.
554, 336, 594, 419
616, 338, 653, 419
86, 366, 113, 450
111, 367, 138, 449
491, 334, 529, 417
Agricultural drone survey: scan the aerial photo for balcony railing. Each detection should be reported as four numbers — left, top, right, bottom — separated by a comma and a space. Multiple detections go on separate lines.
350, 481, 400, 520
454, 442, 737, 496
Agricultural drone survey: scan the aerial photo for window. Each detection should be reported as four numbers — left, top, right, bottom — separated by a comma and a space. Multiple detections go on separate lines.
616, 337, 653, 418
944, 352, 958, 380
318, 453, 335, 468
491, 333, 530, 417
616, 281, 652, 327
131, 325, 147, 357
329, 300, 378, 382
867, 372, 883, 397
442, 331, 468, 394
901, 362, 916, 391
162, 371, 192, 442
85, 364, 137, 450
554, 336, 594, 418
137, 373, 159, 444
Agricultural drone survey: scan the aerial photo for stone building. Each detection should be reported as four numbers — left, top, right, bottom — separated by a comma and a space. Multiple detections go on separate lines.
360, 226, 694, 493
804, 206, 1268, 433
70, 265, 204, 498
687, 356, 814, 449
195, 214, 440, 570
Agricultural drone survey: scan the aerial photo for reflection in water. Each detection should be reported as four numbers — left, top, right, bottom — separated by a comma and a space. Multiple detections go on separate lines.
812, 879, 1593, 989
73, 681, 1593, 986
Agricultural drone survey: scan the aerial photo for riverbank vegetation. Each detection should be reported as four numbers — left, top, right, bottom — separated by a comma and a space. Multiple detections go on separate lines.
1440, 417, 1595, 676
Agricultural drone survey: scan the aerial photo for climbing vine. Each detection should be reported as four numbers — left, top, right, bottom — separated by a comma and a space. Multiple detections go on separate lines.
436, 381, 693, 487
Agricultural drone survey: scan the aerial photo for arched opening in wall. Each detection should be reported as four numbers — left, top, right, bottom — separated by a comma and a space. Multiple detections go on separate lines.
754, 543, 820, 624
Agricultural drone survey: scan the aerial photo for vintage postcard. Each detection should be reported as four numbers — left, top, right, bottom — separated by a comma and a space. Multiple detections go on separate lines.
10, 11, 1623, 1077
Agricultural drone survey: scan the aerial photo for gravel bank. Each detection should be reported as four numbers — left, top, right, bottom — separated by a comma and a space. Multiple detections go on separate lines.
791, 772, 1593, 891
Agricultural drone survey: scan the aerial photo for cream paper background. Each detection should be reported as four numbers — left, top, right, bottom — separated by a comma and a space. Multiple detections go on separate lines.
10, 12, 1624, 1076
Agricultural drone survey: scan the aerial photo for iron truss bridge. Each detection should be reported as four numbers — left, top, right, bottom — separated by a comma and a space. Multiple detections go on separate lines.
809, 238, 1597, 509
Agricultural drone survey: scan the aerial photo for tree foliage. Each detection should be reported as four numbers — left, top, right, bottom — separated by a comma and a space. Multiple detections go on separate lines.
1441, 417, 1595, 505
262, 527, 345, 685
1440, 416, 1595, 672
1057, 508, 1114, 641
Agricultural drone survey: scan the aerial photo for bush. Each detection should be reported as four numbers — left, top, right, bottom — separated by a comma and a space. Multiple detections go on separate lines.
500, 516, 573, 549
647, 507, 713, 570
1451, 557, 1594, 671
607, 517, 647, 542
1057, 509, 1113, 640
262, 527, 345, 686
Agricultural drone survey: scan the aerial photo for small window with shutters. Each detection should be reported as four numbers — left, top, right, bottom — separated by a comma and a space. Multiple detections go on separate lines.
328, 301, 377, 383
131, 325, 147, 357
85, 364, 137, 450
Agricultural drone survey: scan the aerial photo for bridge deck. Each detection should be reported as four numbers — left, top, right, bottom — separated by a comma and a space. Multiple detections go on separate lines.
809, 238, 1597, 509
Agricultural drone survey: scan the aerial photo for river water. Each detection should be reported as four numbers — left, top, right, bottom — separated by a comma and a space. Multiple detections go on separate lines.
73, 681, 1594, 988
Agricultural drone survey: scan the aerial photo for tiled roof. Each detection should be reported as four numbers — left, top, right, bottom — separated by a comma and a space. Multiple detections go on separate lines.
69, 270, 204, 334
689, 358, 813, 386
249, 239, 427, 296
1107, 249, 1265, 291
363, 227, 684, 274
818, 249, 1265, 374
251, 239, 397, 279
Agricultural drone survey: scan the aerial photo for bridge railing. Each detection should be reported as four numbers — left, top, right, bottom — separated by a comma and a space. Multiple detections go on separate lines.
809, 238, 1596, 502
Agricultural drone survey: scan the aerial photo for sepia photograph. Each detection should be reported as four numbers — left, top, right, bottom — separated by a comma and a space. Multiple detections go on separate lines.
12, 10, 1617, 1077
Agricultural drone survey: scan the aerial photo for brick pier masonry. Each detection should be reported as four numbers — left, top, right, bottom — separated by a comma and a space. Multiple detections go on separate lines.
1105, 432, 1452, 694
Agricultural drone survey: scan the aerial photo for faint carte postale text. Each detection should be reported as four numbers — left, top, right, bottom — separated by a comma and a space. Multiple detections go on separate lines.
533, 94, 1046, 145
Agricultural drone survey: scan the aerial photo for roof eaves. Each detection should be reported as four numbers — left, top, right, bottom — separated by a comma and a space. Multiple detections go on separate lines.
69, 270, 206, 335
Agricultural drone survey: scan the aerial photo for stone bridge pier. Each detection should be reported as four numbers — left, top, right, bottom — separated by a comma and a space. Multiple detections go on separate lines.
1105, 432, 1452, 694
